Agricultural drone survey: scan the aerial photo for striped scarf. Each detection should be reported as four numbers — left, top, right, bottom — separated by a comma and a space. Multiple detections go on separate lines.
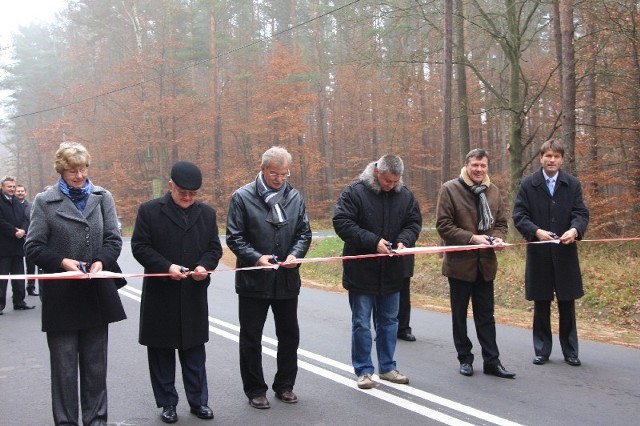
257, 173, 288, 226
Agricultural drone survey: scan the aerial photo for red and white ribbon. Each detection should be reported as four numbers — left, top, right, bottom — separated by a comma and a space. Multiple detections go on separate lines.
2, 237, 638, 281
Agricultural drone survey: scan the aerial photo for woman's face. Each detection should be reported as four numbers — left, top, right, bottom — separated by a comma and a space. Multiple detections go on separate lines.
62, 165, 89, 189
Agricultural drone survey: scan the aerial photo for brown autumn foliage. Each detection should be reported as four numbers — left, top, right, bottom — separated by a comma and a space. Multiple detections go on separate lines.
0, 0, 637, 233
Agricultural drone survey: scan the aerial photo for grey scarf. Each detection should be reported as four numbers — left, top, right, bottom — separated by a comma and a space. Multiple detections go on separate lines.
470, 184, 493, 232
257, 173, 288, 226
459, 167, 494, 232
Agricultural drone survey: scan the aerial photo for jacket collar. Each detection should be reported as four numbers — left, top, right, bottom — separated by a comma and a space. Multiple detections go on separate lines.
160, 191, 202, 230
532, 168, 569, 187
359, 161, 404, 194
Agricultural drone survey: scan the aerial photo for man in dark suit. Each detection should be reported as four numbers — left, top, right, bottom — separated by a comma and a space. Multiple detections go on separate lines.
132, 161, 222, 423
512, 139, 589, 367
0, 176, 34, 314
15, 184, 38, 296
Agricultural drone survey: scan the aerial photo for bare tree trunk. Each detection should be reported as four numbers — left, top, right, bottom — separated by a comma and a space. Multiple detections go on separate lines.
629, 3, 640, 214
311, 0, 334, 213
560, 0, 577, 172
210, 12, 224, 203
583, 12, 598, 194
454, 0, 470, 163
442, 0, 453, 182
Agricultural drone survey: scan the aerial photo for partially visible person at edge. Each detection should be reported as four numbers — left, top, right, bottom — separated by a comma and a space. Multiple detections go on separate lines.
372, 244, 417, 342
131, 161, 222, 423
512, 139, 589, 367
16, 184, 39, 296
24, 142, 126, 425
226, 146, 311, 410
332, 154, 422, 389
0, 176, 33, 314
435, 148, 516, 379
398, 254, 416, 341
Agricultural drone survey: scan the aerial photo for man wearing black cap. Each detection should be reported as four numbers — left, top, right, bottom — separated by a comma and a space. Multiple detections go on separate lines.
132, 161, 222, 423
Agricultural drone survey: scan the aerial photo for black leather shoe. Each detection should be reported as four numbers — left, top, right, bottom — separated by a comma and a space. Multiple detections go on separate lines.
28, 290, 39, 296
13, 303, 35, 310
161, 405, 177, 423
565, 356, 581, 366
249, 395, 270, 409
533, 355, 549, 365
190, 405, 214, 419
459, 363, 474, 376
398, 332, 416, 342
275, 390, 298, 403
483, 363, 516, 379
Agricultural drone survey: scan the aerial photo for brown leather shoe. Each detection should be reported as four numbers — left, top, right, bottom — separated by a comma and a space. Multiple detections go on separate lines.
275, 390, 298, 403
249, 395, 270, 409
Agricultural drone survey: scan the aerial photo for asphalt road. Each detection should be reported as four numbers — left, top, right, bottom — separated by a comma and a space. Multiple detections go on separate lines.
1, 238, 638, 425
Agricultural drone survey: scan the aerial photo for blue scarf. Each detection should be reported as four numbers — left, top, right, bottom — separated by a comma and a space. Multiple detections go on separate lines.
58, 176, 92, 213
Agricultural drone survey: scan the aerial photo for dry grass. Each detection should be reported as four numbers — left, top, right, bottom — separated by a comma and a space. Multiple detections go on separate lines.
221, 236, 640, 349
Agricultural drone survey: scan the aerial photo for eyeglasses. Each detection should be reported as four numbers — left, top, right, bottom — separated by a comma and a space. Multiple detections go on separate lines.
267, 169, 291, 179
175, 188, 198, 197
63, 167, 88, 176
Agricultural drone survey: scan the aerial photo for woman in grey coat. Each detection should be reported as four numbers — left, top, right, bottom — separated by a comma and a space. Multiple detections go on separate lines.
25, 142, 126, 426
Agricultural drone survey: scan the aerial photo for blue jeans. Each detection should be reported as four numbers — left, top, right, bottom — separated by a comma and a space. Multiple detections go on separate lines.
349, 292, 400, 376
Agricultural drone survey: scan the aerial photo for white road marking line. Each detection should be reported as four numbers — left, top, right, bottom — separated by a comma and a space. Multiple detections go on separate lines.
118, 288, 522, 426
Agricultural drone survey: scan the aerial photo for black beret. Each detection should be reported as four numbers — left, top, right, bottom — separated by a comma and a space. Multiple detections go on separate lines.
170, 161, 202, 190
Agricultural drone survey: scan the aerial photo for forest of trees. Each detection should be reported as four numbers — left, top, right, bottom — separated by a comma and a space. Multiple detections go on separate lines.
1, 0, 638, 232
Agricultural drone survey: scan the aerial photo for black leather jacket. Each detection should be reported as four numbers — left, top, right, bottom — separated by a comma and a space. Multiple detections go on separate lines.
226, 179, 312, 299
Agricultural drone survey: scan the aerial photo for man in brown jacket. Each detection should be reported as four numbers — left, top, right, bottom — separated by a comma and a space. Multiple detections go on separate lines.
436, 149, 515, 379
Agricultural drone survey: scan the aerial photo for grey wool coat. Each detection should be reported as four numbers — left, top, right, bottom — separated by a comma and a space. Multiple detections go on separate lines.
512, 168, 589, 301
24, 184, 126, 332
131, 192, 222, 350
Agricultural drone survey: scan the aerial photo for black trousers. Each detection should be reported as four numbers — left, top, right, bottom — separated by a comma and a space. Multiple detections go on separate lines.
47, 325, 109, 426
24, 256, 37, 292
448, 275, 500, 366
533, 300, 579, 358
147, 344, 208, 408
238, 296, 299, 399
398, 277, 412, 334
0, 255, 26, 310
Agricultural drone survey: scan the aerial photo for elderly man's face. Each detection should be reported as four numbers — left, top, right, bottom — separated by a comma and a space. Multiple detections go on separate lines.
169, 181, 198, 209
261, 161, 290, 190
2, 180, 16, 197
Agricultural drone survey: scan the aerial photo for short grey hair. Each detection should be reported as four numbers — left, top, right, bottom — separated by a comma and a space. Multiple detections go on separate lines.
375, 155, 404, 175
261, 146, 292, 168
1, 175, 16, 185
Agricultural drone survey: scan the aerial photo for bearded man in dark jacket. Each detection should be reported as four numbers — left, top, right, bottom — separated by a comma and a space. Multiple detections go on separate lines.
226, 146, 311, 409
333, 154, 422, 390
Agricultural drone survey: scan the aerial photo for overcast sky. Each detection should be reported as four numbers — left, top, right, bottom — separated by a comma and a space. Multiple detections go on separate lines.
0, 0, 67, 45
1, 1, 67, 174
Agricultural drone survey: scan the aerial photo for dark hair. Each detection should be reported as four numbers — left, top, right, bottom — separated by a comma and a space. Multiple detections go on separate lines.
464, 148, 490, 164
539, 139, 565, 157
